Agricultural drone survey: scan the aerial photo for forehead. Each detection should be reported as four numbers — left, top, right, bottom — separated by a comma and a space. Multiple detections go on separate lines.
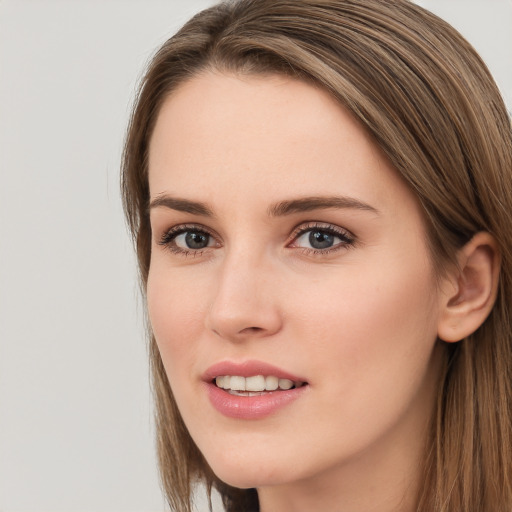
148, 71, 418, 219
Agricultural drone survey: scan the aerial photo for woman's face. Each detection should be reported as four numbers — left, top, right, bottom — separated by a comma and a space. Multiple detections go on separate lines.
147, 72, 445, 497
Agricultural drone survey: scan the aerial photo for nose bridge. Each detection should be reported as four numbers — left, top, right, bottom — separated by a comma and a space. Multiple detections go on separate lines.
206, 244, 281, 340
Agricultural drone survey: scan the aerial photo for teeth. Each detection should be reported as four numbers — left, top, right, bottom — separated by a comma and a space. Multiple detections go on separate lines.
215, 375, 301, 392
216, 375, 229, 389
265, 375, 279, 391
278, 378, 294, 390
246, 375, 265, 391
230, 376, 245, 391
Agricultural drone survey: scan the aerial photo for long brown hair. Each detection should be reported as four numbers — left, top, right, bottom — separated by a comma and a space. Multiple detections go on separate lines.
121, 1, 512, 510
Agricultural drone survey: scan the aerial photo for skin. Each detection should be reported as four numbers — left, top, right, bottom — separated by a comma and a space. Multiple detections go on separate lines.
147, 71, 449, 512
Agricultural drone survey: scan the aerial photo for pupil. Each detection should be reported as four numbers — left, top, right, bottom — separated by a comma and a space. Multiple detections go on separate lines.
185, 232, 209, 249
309, 230, 334, 249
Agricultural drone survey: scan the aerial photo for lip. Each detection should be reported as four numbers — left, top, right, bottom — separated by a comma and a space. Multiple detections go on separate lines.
203, 360, 306, 382
203, 360, 309, 420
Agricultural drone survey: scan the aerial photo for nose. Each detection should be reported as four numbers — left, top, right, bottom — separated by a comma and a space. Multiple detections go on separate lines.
205, 252, 283, 342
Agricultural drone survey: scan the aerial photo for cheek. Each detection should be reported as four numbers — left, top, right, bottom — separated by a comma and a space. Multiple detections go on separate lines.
146, 265, 208, 375
289, 255, 440, 389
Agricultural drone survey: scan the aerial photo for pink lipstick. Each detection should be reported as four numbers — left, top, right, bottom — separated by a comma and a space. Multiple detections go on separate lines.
203, 360, 309, 420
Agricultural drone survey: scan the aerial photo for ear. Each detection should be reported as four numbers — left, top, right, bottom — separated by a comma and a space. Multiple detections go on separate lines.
437, 232, 501, 343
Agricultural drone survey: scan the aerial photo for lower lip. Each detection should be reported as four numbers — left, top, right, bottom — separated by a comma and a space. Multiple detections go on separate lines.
205, 382, 308, 420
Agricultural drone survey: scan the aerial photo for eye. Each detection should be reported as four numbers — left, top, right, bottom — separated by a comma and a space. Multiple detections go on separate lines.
158, 225, 218, 255
175, 230, 213, 250
289, 223, 355, 253
298, 230, 337, 250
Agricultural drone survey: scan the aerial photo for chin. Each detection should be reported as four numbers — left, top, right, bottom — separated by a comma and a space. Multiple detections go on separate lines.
205, 450, 294, 490
215, 472, 264, 490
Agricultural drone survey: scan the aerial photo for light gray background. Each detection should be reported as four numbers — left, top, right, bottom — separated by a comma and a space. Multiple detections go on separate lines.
0, 1, 510, 511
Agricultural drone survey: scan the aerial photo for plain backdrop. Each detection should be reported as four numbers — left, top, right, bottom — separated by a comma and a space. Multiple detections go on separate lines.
0, 1, 510, 511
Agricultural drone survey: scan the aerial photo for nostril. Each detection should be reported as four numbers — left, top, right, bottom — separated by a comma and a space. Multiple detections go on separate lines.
241, 326, 264, 333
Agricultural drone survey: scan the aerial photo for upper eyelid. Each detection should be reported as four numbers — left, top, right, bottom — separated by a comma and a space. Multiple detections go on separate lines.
289, 221, 354, 239
159, 220, 351, 234
157, 223, 218, 246
159, 223, 215, 236
171, 223, 211, 233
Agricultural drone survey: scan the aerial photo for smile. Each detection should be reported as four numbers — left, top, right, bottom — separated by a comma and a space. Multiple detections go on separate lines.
215, 375, 306, 395
204, 361, 309, 419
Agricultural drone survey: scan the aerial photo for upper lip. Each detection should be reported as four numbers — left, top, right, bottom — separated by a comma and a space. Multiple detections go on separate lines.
202, 360, 307, 383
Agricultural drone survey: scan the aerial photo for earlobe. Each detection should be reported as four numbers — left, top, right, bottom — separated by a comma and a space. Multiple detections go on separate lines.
437, 232, 501, 343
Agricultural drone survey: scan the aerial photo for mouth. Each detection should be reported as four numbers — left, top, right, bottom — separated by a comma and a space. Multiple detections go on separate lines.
214, 375, 308, 396
203, 361, 309, 419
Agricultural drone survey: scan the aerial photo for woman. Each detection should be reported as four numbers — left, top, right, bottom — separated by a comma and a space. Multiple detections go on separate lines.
121, 1, 512, 510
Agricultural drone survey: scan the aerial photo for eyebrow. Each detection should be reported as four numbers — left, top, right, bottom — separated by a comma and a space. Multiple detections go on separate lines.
149, 194, 379, 217
267, 196, 380, 217
149, 195, 215, 217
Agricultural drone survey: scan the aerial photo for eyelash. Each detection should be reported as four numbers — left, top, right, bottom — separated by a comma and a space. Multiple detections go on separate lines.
157, 222, 356, 257
158, 224, 217, 257
289, 222, 356, 255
